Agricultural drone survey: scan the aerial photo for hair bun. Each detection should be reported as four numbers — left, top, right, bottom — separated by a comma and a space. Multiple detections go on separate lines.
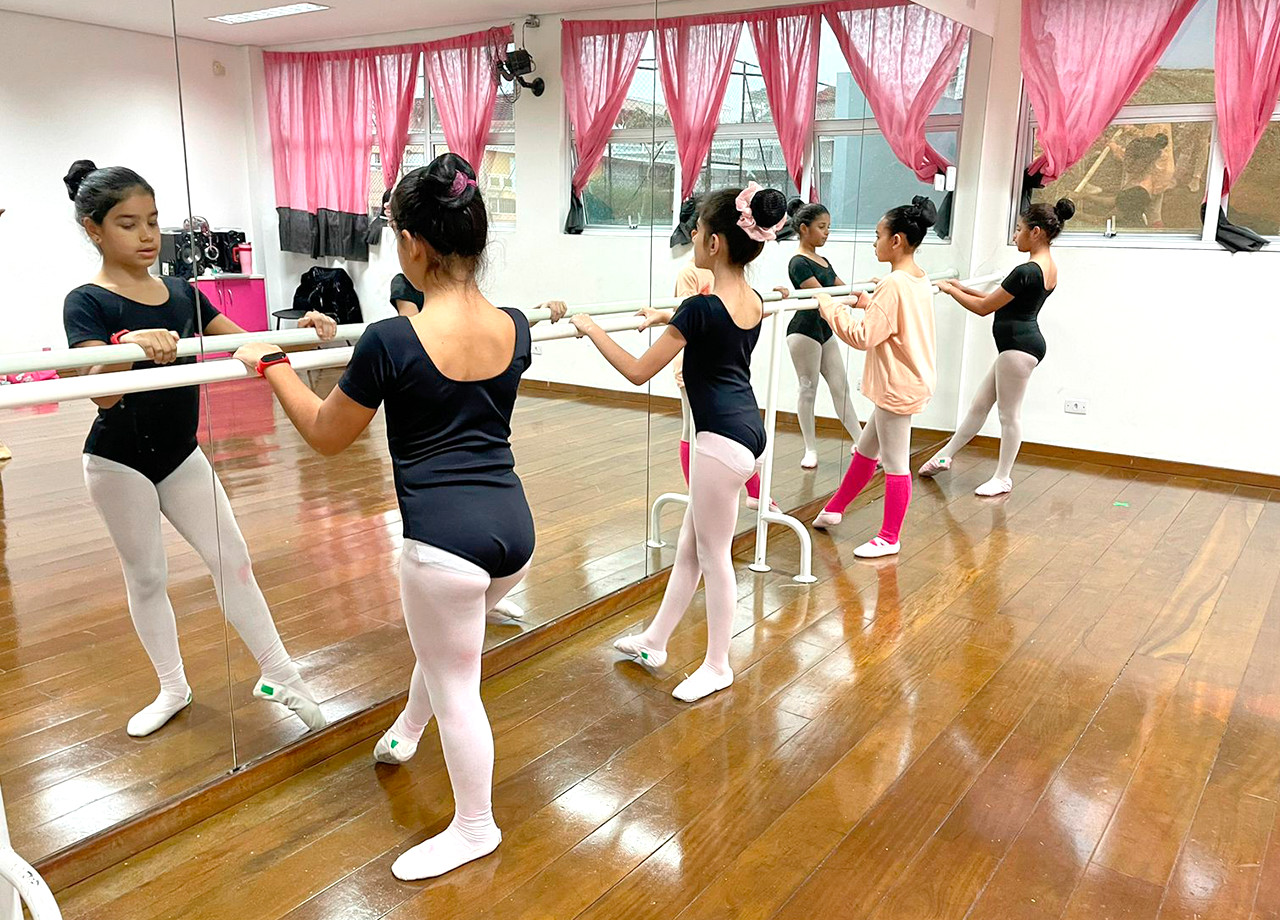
1053, 197, 1076, 223
909, 195, 938, 229
427, 152, 479, 211
64, 159, 97, 201
750, 187, 788, 230
786, 196, 804, 219
1155, 133, 1169, 149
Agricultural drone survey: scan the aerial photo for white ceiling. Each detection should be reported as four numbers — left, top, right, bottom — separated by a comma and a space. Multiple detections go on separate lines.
0, 0, 648, 46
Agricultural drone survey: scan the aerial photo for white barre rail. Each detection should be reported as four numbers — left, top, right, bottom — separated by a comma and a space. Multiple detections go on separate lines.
0, 272, 955, 378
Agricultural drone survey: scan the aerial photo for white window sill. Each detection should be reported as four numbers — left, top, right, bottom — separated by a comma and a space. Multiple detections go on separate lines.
1046, 233, 1278, 251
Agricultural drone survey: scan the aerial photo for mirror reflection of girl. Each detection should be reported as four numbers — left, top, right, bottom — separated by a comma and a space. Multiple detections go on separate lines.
812, 196, 940, 559
923, 198, 1073, 495
784, 200, 862, 469
640, 258, 774, 512
61, 160, 333, 738
573, 183, 787, 703
234, 153, 535, 882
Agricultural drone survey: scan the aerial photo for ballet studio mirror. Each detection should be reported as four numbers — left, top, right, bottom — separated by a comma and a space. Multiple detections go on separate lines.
0, 0, 237, 866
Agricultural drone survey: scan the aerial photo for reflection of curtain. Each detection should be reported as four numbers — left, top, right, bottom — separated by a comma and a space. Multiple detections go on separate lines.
822, 1, 967, 183
1019, 0, 1198, 183
562, 19, 650, 233
1215, 0, 1280, 192
370, 46, 420, 187
748, 9, 821, 199
264, 49, 374, 259
656, 15, 744, 200
423, 27, 511, 175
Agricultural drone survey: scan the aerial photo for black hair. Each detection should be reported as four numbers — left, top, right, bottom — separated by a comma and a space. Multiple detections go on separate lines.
1022, 197, 1075, 241
787, 198, 830, 233
1124, 133, 1169, 179
64, 159, 155, 225
699, 186, 788, 266
882, 195, 938, 249
390, 152, 487, 273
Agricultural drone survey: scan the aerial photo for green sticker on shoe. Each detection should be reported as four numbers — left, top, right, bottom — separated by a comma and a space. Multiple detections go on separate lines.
1113, 502, 1130, 508
641, 651, 649, 660
390, 739, 398, 749
260, 684, 274, 695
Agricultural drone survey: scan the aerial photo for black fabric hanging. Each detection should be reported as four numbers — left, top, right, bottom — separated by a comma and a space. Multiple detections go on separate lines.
277, 208, 370, 261
669, 196, 701, 249
1020, 171, 1045, 216
934, 190, 955, 241
1201, 203, 1269, 253
564, 193, 586, 234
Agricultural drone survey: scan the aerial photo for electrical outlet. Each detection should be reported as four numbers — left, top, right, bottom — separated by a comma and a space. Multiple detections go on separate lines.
532, 345, 543, 356
1064, 399, 1087, 415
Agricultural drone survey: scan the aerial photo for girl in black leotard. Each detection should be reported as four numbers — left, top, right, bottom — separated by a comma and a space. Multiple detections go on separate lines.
783, 200, 862, 469
63, 160, 333, 738
571, 183, 787, 705
235, 153, 534, 883
922, 198, 1074, 496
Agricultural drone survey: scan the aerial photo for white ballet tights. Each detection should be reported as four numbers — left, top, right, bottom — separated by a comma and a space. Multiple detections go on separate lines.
633, 432, 753, 702
932, 350, 1040, 480
787, 333, 862, 455
391, 540, 529, 880
84, 449, 302, 733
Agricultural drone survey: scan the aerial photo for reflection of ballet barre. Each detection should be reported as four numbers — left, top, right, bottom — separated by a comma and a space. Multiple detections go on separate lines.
0, 273, 957, 377
1, 786, 62, 920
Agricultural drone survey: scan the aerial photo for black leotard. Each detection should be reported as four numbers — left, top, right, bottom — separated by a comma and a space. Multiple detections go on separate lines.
338, 312, 535, 578
786, 255, 836, 344
993, 262, 1053, 362
63, 277, 220, 484
669, 294, 766, 458
389, 273, 424, 313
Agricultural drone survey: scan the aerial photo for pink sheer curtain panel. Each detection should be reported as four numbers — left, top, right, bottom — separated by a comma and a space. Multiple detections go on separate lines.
423, 27, 511, 173
264, 50, 373, 214
656, 15, 744, 199
1216, 0, 1280, 191
748, 9, 821, 197
823, 1, 968, 182
1021, 0, 1198, 182
562, 19, 650, 199
369, 46, 420, 187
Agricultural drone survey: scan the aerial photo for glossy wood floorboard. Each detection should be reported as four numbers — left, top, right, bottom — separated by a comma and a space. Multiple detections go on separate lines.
0, 379, 852, 861
46, 449, 1280, 920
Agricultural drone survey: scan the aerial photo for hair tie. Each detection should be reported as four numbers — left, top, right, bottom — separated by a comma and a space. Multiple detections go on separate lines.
449, 171, 478, 198
735, 181, 785, 242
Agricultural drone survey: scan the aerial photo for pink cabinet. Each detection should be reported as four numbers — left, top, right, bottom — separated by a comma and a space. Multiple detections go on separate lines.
195, 275, 268, 332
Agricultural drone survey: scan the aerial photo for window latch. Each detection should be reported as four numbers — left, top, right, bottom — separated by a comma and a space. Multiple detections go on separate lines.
1104, 217, 1116, 238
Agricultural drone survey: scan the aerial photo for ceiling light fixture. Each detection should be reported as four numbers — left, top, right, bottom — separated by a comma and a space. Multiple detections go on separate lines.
208, 3, 329, 25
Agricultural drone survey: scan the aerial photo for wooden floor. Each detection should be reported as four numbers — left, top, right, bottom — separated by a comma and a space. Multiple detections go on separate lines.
47, 445, 1280, 920
0, 380, 850, 862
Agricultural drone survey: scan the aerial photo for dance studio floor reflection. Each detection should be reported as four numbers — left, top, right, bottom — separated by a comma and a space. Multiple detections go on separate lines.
0, 374, 854, 859
51, 445, 1279, 920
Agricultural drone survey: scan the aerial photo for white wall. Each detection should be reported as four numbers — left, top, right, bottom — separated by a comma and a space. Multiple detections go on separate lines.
0, 10, 254, 352
959, 0, 1280, 477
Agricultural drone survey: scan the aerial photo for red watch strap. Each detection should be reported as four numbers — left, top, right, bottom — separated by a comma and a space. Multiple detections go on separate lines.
255, 353, 290, 377
110, 330, 130, 345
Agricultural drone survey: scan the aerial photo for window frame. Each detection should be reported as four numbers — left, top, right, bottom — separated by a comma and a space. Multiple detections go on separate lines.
576, 34, 969, 239
1011, 91, 1280, 248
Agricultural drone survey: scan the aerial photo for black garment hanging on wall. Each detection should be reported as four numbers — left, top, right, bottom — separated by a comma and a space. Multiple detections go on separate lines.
278, 208, 371, 262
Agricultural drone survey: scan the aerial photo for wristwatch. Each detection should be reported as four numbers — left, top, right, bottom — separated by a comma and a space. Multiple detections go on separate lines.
255, 351, 290, 376
109, 329, 131, 345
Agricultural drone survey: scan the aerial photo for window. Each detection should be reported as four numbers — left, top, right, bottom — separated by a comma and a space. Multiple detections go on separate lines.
369, 54, 517, 226
1016, 0, 1278, 242
580, 21, 968, 235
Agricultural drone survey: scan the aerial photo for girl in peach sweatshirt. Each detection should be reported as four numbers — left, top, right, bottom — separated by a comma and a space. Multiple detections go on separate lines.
811, 196, 939, 558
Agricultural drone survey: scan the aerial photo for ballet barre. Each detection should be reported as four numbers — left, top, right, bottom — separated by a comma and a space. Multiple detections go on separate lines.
1, 785, 61, 920
0, 273, 957, 377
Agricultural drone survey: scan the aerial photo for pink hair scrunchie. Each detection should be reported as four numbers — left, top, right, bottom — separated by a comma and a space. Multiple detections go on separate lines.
735, 181, 785, 242
449, 171, 478, 198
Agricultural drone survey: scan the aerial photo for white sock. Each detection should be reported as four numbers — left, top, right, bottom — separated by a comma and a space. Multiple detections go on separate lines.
374, 713, 420, 764
800, 450, 818, 469
975, 476, 1013, 497
614, 634, 667, 668
127, 686, 192, 737
485, 598, 524, 623
672, 663, 733, 703
391, 813, 502, 881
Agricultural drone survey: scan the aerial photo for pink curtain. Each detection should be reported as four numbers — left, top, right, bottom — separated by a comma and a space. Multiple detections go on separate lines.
422, 26, 512, 173
369, 46, 420, 186
656, 15, 744, 200
748, 9, 821, 198
1021, 0, 1198, 182
562, 19, 650, 201
822, 1, 968, 182
1216, 0, 1280, 192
